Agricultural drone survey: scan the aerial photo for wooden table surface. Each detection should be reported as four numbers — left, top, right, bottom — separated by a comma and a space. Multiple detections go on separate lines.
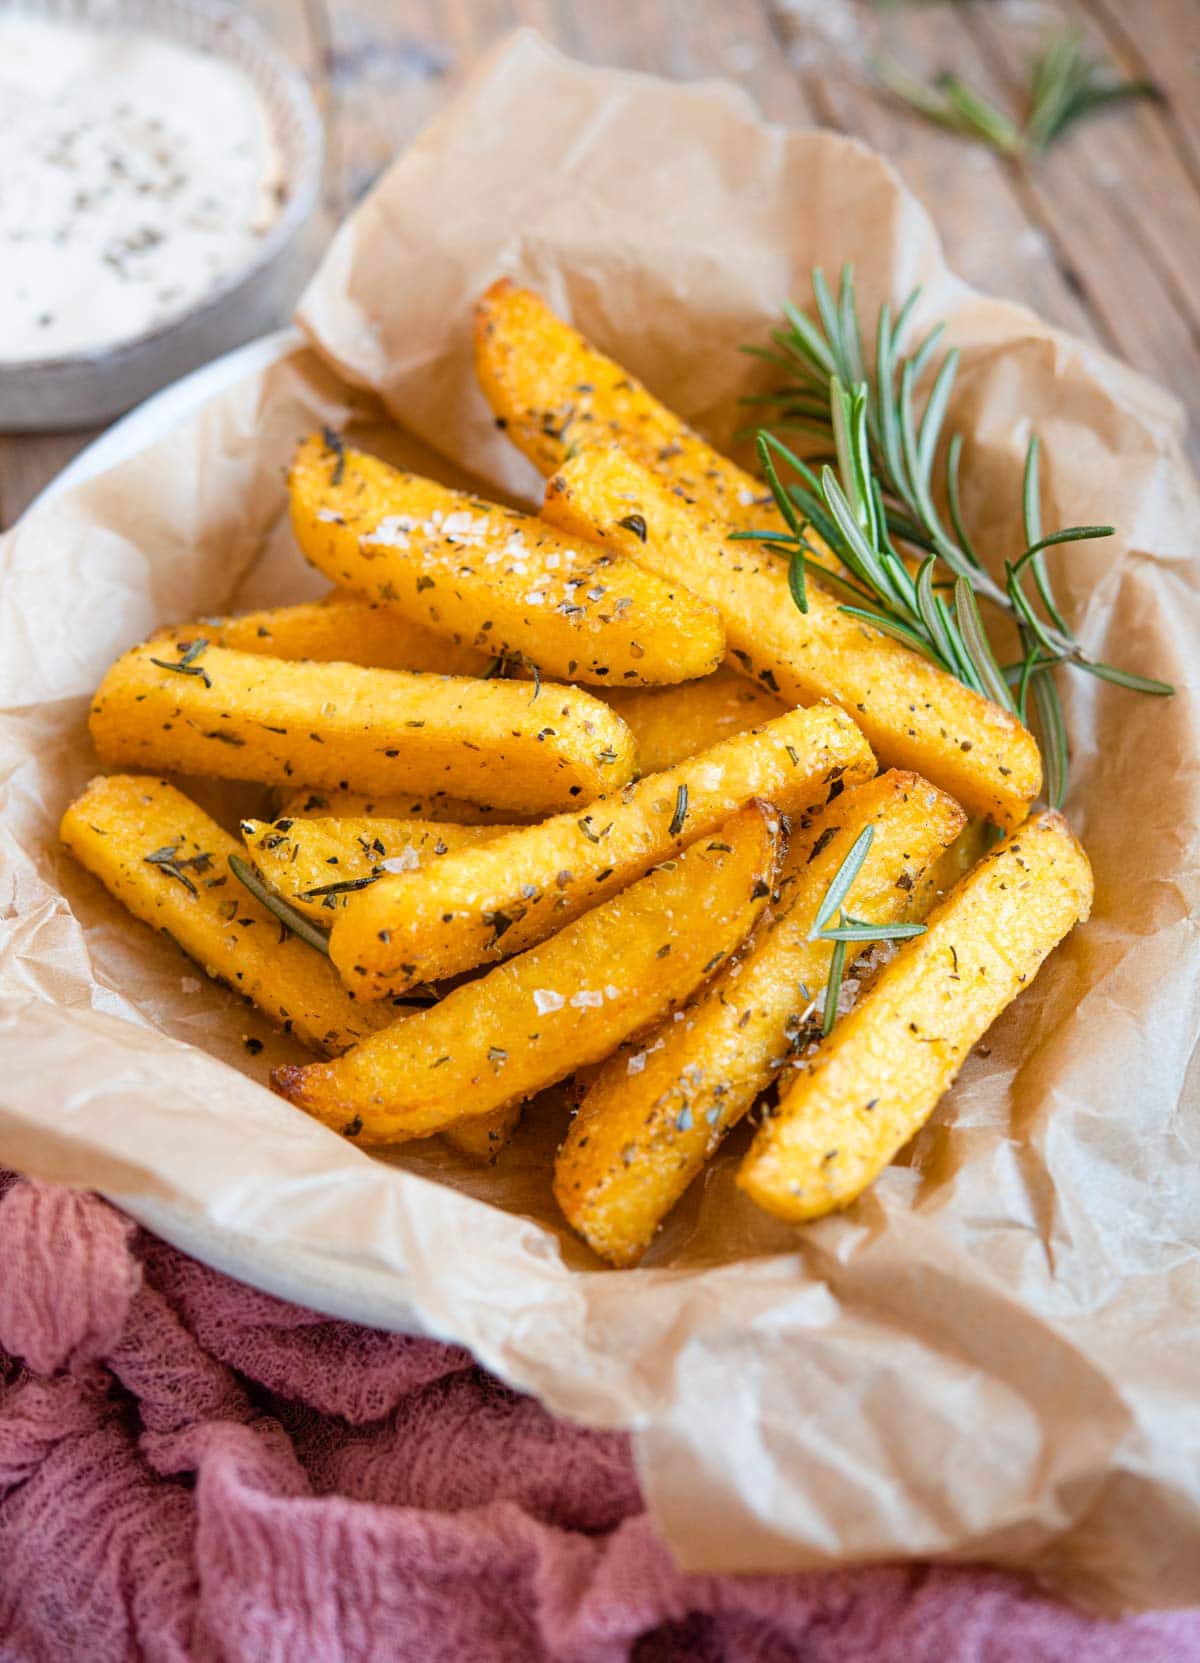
2, 0, 1196, 527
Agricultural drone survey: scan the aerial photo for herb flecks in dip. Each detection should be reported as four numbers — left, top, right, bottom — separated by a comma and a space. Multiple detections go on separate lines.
0, 13, 286, 362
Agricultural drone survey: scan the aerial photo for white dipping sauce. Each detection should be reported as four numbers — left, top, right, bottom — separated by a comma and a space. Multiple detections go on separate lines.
0, 13, 286, 362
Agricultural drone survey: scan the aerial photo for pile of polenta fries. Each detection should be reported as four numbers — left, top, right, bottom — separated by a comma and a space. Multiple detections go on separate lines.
62, 280, 1094, 1267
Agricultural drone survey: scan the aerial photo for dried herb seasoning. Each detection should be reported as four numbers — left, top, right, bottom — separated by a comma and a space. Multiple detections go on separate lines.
148, 637, 212, 690
227, 854, 332, 955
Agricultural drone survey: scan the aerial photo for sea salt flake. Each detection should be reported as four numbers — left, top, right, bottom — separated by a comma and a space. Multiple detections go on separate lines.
379, 846, 421, 874
366, 515, 412, 549
533, 989, 564, 1014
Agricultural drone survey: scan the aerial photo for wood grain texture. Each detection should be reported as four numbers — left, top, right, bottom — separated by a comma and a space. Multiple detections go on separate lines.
1, 0, 1195, 528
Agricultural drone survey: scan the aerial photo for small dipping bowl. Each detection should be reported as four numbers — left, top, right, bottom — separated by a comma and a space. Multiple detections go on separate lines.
0, 0, 323, 432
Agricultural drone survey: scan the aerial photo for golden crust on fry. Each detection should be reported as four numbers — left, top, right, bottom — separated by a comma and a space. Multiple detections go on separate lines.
278, 788, 530, 826
542, 445, 1042, 828
602, 667, 786, 775
737, 809, 1093, 1222
329, 701, 874, 1001
164, 596, 490, 677
441, 1105, 524, 1164
272, 801, 783, 1144
239, 816, 513, 924
288, 431, 724, 688
554, 771, 966, 1265
474, 279, 787, 538
88, 640, 637, 816
60, 775, 408, 1056
908, 817, 991, 917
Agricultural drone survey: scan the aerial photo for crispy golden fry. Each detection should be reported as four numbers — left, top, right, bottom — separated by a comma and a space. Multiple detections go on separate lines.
554, 771, 966, 1265
474, 279, 790, 539
542, 446, 1042, 829
239, 816, 514, 924
441, 1106, 523, 1164
166, 595, 489, 676
909, 818, 991, 917
289, 432, 724, 687
329, 701, 874, 1000
738, 809, 1093, 1222
89, 640, 636, 815
238, 812, 524, 1162
272, 802, 782, 1143
60, 775, 409, 1056
280, 664, 781, 812
279, 788, 529, 826
602, 667, 786, 774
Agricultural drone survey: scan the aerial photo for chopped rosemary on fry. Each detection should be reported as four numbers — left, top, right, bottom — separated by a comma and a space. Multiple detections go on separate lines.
148, 637, 212, 689
227, 854, 332, 954
669, 783, 689, 838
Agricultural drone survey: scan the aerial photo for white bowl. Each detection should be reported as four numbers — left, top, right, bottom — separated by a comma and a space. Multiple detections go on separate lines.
0, 0, 323, 432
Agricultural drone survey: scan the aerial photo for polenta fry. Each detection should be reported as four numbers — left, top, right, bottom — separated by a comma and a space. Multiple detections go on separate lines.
329, 701, 874, 1000
279, 788, 530, 826
542, 445, 1042, 828
167, 594, 490, 676
474, 279, 798, 542
554, 771, 965, 1265
272, 801, 782, 1143
89, 640, 637, 815
289, 431, 725, 687
239, 815, 515, 923
441, 1106, 524, 1164
737, 809, 1093, 1222
602, 667, 786, 774
60, 775, 411, 1056
908, 818, 991, 917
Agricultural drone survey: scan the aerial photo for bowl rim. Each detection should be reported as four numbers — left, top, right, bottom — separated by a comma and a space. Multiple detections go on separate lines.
0, 0, 324, 377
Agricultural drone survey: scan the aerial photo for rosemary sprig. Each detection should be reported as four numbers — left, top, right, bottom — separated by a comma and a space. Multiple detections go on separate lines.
876, 31, 1161, 162
741, 265, 1174, 805
228, 854, 332, 955
807, 827, 926, 1037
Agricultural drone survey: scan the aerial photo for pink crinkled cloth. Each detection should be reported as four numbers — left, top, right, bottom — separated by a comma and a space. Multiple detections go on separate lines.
1, 1172, 1197, 1663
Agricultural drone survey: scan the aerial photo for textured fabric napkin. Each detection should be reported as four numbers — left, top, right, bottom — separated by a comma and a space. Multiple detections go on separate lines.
1, 1170, 1197, 1661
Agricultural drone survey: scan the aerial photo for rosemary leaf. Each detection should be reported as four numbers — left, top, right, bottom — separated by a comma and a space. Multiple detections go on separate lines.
787, 550, 809, 614
1030, 670, 1069, 810
1079, 660, 1176, 698
228, 854, 332, 955
838, 605, 942, 660
945, 435, 982, 568
955, 576, 1016, 712
756, 434, 804, 541
819, 919, 928, 942
821, 938, 849, 1039
669, 784, 689, 839
810, 825, 875, 940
